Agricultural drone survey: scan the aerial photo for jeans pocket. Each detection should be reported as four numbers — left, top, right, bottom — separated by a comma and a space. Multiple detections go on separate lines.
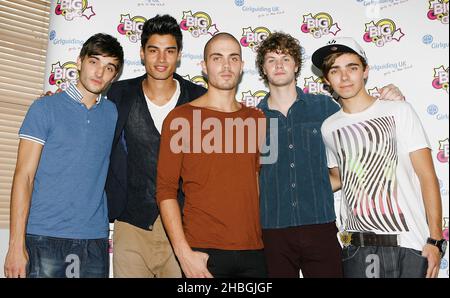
402, 248, 428, 278
406, 248, 426, 259
342, 246, 361, 262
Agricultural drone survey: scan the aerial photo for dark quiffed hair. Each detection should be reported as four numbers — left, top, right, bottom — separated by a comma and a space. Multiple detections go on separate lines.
256, 32, 303, 84
79, 33, 124, 71
141, 14, 183, 51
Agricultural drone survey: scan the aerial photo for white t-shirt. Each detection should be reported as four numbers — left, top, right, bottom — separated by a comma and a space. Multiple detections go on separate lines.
144, 80, 180, 134
321, 99, 431, 251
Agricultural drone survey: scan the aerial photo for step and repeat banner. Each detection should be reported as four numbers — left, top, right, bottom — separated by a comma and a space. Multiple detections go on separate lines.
43, 0, 449, 277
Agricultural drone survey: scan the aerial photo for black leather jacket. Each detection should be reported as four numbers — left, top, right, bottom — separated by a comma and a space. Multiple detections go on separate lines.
105, 73, 206, 230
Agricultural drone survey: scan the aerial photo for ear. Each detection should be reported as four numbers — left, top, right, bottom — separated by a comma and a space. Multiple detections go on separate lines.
201, 60, 207, 76
140, 47, 145, 62
76, 56, 82, 71
240, 60, 245, 74
323, 76, 331, 86
363, 65, 369, 80
177, 50, 182, 63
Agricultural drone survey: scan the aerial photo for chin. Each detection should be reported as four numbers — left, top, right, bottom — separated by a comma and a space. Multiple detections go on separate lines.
339, 94, 356, 100
270, 79, 292, 87
215, 83, 237, 90
148, 71, 172, 80
87, 89, 103, 95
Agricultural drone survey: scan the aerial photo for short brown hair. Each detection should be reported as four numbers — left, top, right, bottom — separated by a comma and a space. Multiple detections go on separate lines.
322, 52, 368, 81
256, 32, 303, 84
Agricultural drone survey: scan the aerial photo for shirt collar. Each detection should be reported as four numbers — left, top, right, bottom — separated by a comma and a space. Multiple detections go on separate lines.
258, 86, 305, 112
66, 83, 101, 105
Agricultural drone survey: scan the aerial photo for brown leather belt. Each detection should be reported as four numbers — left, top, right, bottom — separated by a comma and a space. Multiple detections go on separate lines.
350, 232, 398, 247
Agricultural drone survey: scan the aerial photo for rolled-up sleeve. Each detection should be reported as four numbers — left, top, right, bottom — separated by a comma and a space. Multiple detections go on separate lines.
156, 110, 185, 204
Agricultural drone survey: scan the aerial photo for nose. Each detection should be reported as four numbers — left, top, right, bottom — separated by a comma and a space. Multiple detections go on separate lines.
95, 65, 105, 77
341, 70, 349, 81
158, 52, 166, 63
275, 59, 283, 69
223, 59, 231, 70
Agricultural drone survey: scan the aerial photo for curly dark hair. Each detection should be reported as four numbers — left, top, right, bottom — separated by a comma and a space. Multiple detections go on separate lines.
256, 32, 303, 84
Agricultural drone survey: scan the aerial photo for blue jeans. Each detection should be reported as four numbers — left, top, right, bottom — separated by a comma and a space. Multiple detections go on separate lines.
342, 246, 428, 278
25, 234, 109, 278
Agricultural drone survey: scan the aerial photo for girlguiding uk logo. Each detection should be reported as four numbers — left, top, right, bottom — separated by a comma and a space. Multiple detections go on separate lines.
428, 0, 449, 24
240, 27, 271, 52
301, 12, 341, 39
55, 0, 95, 21
363, 19, 404, 47
117, 14, 147, 43
180, 11, 219, 38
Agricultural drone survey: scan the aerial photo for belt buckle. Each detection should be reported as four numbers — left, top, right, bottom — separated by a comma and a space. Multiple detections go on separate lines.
340, 231, 353, 248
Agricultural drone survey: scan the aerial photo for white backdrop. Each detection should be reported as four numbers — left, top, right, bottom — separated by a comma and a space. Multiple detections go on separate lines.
42, 0, 449, 278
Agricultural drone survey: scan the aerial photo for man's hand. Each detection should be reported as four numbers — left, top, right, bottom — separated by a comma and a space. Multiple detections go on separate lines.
39, 89, 62, 98
178, 249, 213, 278
4, 245, 29, 278
422, 244, 441, 278
379, 84, 405, 101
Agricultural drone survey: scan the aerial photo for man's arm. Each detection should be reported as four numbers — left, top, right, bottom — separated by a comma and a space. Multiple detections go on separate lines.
329, 167, 342, 192
158, 199, 212, 278
4, 139, 43, 278
410, 148, 443, 278
156, 111, 212, 278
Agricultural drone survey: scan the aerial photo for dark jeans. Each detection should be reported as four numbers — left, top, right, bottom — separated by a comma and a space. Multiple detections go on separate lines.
342, 246, 428, 278
262, 222, 343, 278
25, 234, 109, 278
192, 248, 267, 278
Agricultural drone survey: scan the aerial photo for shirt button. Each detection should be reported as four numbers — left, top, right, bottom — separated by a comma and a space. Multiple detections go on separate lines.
87, 120, 90, 124
289, 144, 294, 149
312, 128, 318, 134
290, 163, 295, 168
291, 183, 296, 188
292, 201, 297, 207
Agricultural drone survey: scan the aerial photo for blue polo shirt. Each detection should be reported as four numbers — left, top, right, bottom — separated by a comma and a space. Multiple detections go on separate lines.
19, 84, 117, 239
258, 87, 340, 229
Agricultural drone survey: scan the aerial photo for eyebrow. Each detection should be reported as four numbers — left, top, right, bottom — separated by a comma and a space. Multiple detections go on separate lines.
209, 53, 241, 58
88, 55, 119, 71
146, 45, 178, 50
330, 63, 361, 69
265, 54, 289, 59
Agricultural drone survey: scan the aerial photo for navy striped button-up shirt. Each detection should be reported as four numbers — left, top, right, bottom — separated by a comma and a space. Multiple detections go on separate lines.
258, 87, 340, 229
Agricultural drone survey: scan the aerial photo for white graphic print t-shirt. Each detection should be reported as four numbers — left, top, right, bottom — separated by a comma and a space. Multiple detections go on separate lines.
321, 100, 431, 251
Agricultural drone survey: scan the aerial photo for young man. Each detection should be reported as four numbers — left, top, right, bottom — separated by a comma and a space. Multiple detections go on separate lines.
255, 32, 405, 278
4, 33, 123, 278
106, 15, 206, 278
156, 33, 267, 278
313, 37, 445, 278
